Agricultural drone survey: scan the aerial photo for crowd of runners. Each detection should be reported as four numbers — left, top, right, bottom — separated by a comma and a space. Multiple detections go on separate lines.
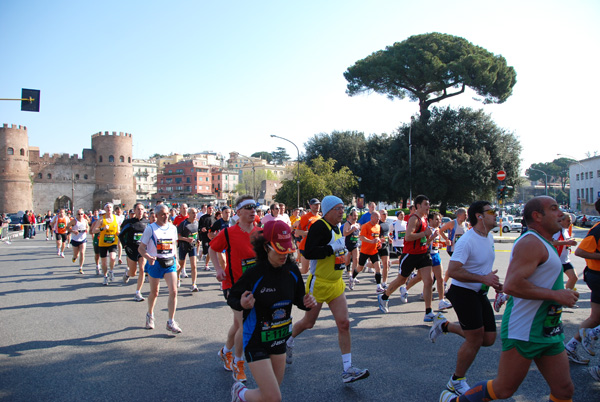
18, 194, 600, 401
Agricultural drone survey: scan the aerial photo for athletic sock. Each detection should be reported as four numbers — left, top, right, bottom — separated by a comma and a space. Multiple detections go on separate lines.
223, 345, 232, 354
382, 294, 389, 301
238, 388, 248, 402
286, 336, 295, 347
442, 322, 449, 333
234, 356, 243, 364
352, 270, 359, 279
375, 273, 381, 284
548, 394, 572, 402
425, 307, 432, 315
457, 380, 495, 401
342, 353, 352, 371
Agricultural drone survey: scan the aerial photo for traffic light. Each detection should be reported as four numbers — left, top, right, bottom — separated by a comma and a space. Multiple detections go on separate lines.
503, 186, 513, 199
497, 185, 505, 200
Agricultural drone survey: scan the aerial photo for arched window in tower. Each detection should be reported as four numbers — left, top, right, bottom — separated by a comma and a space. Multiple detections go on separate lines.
7, 147, 14, 155
109, 155, 115, 163
75, 174, 80, 180
20, 148, 25, 156
99, 156, 103, 163
120, 156, 124, 163
84, 174, 88, 180
47, 173, 52, 179
128, 157, 131, 163
38, 173, 42, 179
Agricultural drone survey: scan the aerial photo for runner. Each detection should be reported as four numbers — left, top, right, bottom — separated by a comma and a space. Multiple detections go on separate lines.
66, 208, 89, 274
198, 204, 216, 271
119, 203, 149, 302
177, 207, 199, 292
343, 208, 360, 278
228, 220, 316, 402
427, 212, 452, 310
440, 208, 468, 257
44, 210, 53, 241
211, 195, 261, 383
552, 213, 578, 291
439, 196, 578, 402
296, 198, 321, 274
350, 211, 382, 293
173, 203, 189, 279
286, 195, 370, 383
91, 210, 102, 275
52, 209, 69, 258
392, 210, 407, 265
377, 195, 435, 321
138, 204, 181, 334
428, 201, 500, 396
91, 203, 121, 285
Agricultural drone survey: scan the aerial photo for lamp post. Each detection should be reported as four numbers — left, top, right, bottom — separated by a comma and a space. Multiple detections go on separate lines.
408, 118, 413, 205
528, 167, 548, 196
237, 153, 257, 200
270, 134, 300, 209
557, 153, 584, 211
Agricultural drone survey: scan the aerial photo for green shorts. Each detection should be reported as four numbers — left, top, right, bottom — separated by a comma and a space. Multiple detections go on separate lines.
502, 338, 564, 360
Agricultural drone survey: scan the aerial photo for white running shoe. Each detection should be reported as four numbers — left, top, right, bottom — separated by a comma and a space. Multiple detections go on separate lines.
348, 276, 355, 291
377, 294, 389, 313
438, 299, 452, 310
429, 313, 447, 343
286, 342, 294, 364
231, 381, 247, 402
166, 320, 182, 334
493, 292, 508, 313
440, 390, 458, 402
376, 285, 385, 294
122, 273, 130, 283
399, 286, 408, 303
145, 313, 155, 329
566, 347, 590, 365
447, 376, 470, 396
180, 271, 189, 279
96, 266, 100, 275
103, 276, 109, 286
341, 366, 370, 383
424, 312, 436, 322
134, 292, 145, 302
191, 285, 199, 292
108, 270, 114, 282
579, 328, 596, 356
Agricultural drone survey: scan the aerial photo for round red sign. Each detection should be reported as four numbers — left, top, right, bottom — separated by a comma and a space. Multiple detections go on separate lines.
497, 170, 506, 181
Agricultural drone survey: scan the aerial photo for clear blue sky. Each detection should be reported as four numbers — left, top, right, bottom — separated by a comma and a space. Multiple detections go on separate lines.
1, 0, 598, 176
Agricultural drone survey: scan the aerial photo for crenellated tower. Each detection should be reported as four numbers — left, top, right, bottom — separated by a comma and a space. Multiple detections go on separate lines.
91, 131, 136, 210
0, 124, 33, 213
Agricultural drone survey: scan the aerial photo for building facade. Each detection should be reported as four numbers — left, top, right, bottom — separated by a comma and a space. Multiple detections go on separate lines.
133, 159, 158, 201
156, 159, 213, 200
569, 155, 600, 214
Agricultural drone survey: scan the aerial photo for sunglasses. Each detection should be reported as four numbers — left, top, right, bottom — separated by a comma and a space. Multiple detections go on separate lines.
483, 208, 498, 215
240, 205, 255, 211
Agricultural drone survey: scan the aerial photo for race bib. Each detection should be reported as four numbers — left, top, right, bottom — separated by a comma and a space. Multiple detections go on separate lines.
543, 304, 563, 337
103, 234, 115, 243
58, 222, 66, 229
133, 233, 143, 243
241, 257, 257, 273
157, 239, 173, 254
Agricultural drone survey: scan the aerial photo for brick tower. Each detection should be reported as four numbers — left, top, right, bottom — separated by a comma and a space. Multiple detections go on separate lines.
91, 131, 136, 210
0, 124, 33, 213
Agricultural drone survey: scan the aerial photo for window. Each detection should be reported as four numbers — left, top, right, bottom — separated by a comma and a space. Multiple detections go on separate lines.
120, 156, 124, 163
186, 177, 190, 183
585, 172, 589, 180
586, 188, 589, 202
20, 148, 25, 156
84, 174, 88, 180
47, 173, 52, 179
176, 169, 184, 174
190, 168, 194, 173
577, 189, 580, 200
576, 174, 579, 181
37, 173, 42, 179
175, 178, 182, 184
168, 170, 172, 174
99, 156, 103, 163
75, 174, 80, 180
109, 155, 115, 163
7, 147, 14, 155
590, 171, 594, 179
206, 177, 209, 181
128, 157, 131, 163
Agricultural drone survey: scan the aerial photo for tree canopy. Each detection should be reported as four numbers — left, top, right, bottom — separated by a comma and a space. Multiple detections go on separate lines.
274, 156, 357, 208
344, 32, 517, 123
527, 157, 575, 191
251, 151, 273, 163
271, 147, 291, 164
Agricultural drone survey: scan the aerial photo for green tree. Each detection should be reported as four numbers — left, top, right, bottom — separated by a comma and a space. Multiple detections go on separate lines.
344, 33, 517, 124
271, 147, 291, 165
274, 156, 357, 207
527, 157, 575, 192
388, 107, 521, 214
251, 151, 273, 163
235, 169, 278, 200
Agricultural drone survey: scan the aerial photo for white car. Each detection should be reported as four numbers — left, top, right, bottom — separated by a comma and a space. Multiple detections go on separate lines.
492, 215, 522, 233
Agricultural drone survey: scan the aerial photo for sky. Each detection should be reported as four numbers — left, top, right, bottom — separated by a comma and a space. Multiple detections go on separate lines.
1, 0, 598, 176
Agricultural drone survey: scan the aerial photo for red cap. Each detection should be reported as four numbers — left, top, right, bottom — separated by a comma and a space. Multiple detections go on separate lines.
262, 220, 295, 254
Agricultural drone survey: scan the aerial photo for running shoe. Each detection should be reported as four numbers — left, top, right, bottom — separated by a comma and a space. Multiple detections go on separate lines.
57, 250, 60, 256
96, 266, 100, 275
72, 256, 77, 263
166, 320, 182, 334
566, 347, 589, 365
232, 360, 247, 382
66, 243, 70, 249
191, 284, 199, 292
103, 276, 109, 286
145, 313, 155, 329
589, 365, 600, 381
376, 285, 385, 294
134, 293, 145, 302
341, 366, 370, 383
78, 268, 84, 274
382, 282, 388, 289
60, 252, 65, 258
438, 299, 452, 310
419, 293, 425, 301
579, 328, 596, 356
447, 376, 470, 396
424, 312, 436, 322
46, 237, 49, 241
399, 286, 408, 303
203, 265, 211, 271
231, 381, 247, 402
218, 347, 234, 371
286, 342, 293, 364
177, 280, 181, 288
180, 271, 189, 279
108, 270, 114, 282
354, 277, 360, 284
377, 293, 389, 313
493, 292, 508, 313
348, 276, 355, 291
122, 273, 130, 283
439, 390, 458, 402
429, 313, 447, 343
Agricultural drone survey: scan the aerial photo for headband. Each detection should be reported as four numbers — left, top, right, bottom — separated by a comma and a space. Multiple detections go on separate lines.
236, 199, 256, 211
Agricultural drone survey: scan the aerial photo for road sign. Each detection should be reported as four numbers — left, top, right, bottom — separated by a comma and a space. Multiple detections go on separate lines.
497, 170, 506, 181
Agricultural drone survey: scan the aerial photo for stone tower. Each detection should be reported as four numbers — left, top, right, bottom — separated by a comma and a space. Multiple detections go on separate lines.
0, 124, 33, 213
91, 131, 136, 210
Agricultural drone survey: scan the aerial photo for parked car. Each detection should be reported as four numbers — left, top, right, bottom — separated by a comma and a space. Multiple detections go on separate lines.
492, 215, 521, 233
584, 216, 600, 228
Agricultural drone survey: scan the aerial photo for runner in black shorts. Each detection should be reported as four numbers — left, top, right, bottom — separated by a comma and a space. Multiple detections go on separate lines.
228, 220, 315, 402
119, 203, 149, 301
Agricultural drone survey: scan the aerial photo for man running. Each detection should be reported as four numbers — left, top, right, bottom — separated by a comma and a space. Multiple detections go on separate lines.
439, 196, 578, 402
120, 203, 149, 302
91, 203, 121, 285
440, 208, 468, 257
286, 195, 369, 383
377, 195, 435, 321
198, 204, 216, 270
66, 209, 89, 274
138, 204, 182, 334
349, 211, 382, 293
211, 195, 260, 383
296, 198, 321, 274
429, 201, 500, 396
177, 207, 199, 292
52, 209, 69, 258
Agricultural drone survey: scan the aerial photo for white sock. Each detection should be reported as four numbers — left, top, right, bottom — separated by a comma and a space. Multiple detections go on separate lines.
239, 387, 248, 402
234, 356, 243, 364
223, 345, 231, 354
287, 336, 295, 347
342, 353, 352, 371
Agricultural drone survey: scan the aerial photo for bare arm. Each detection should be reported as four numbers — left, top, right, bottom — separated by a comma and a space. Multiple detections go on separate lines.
574, 248, 600, 260
138, 242, 156, 265
504, 236, 578, 306
210, 247, 226, 281
447, 260, 501, 290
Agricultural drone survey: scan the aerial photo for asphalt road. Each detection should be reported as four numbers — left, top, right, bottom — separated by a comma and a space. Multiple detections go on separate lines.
1, 231, 599, 402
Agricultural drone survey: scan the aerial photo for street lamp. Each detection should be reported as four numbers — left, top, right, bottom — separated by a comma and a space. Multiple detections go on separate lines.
270, 134, 300, 209
527, 167, 548, 196
408, 118, 414, 205
237, 153, 257, 201
557, 153, 584, 211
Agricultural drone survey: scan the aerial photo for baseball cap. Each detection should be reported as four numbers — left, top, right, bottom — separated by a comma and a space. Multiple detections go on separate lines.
262, 220, 295, 254
309, 198, 320, 205
222, 205, 231, 211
